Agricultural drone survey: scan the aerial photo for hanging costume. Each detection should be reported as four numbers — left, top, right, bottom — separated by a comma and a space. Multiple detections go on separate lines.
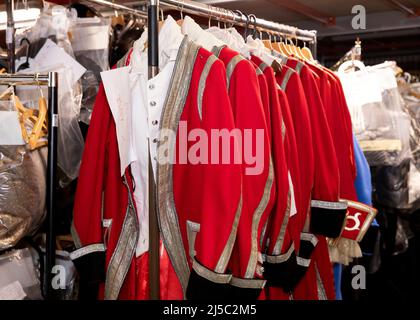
72, 18, 250, 300
211, 45, 275, 296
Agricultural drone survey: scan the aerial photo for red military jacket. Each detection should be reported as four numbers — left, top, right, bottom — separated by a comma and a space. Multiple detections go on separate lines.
250, 55, 297, 300
276, 65, 314, 247
212, 45, 275, 291
285, 58, 344, 300
72, 38, 244, 300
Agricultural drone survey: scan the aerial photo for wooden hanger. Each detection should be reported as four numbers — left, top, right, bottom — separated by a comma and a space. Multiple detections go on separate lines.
278, 35, 292, 56
263, 31, 274, 50
301, 43, 314, 61
9, 83, 48, 150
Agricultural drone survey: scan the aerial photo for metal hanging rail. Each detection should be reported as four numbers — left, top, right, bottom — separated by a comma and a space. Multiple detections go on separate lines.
159, 0, 317, 43
83, 0, 148, 18
83, 0, 316, 43
0, 72, 59, 300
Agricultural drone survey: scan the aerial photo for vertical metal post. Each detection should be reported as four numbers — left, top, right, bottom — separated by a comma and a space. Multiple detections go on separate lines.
148, 0, 160, 301
310, 30, 318, 60
46, 72, 58, 300
6, 0, 15, 73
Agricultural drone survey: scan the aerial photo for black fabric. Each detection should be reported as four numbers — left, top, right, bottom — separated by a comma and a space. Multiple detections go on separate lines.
299, 233, 317, 260
227, 283, 263, 301
263, 249, 300, 292
72, 250, 106, 300
186, 269, 231, 301
360, 224, 380, 255
310, 206, 347, 238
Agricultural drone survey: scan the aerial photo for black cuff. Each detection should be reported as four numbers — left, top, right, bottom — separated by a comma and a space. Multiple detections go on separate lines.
228, 277, 265, 301
310, 200, 347, 238
186, 259, 232, 301
186, 269, 231, 301
70, 244, 106, 300
263, 244, 299, 291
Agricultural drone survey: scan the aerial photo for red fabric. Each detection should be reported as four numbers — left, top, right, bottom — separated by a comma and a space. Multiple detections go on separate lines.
251, 56, 291, 300
307, 64, 357, 201
251, 61, 272, 139
173, 48, 242, 272
275, 66, 314, 250
217, 47, 274, 280
285, 60, 340, 300
74, 46, 242, 299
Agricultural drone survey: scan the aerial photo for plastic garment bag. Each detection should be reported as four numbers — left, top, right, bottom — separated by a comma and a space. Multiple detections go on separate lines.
339, 66, 411, 167
399, 82, 420, 206
70, 16, 111, 124
0, 100, 47, 250
15, 3, 85, 184
0, 248, 42, 300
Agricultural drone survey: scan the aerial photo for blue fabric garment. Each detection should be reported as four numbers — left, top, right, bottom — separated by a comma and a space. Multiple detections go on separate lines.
334, 134, 377, 299
333, 263, 343, 300
353, 134, 372, 205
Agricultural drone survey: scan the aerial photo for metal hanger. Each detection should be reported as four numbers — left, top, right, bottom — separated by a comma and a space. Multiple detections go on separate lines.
248, 14, 257, 39
176, 0, 184, 26
17, 38, 31, 72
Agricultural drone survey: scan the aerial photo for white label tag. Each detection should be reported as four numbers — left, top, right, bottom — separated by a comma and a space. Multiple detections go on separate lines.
6, 27, 13, 45
0, 281, 27, 300
0, 111, 25, 145
32, 39, 86, 88
52, 114, 59, 127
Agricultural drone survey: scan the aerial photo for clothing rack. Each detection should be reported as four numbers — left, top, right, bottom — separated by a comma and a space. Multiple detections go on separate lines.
84, 0, 317, 57
82, 0, 318, 300
159, 0, 317, 42
0, 72, 58, 300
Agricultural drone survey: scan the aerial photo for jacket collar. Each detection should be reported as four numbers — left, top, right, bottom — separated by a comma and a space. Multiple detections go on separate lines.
181, 15, 224, 51
99, 15, 185, 176
130, 15, 184, 77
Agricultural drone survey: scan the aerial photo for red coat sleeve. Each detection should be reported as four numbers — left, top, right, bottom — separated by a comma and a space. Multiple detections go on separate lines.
227, 57, 274, 292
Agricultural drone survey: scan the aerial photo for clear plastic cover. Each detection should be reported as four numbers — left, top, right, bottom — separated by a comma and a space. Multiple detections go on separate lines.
339, 66, 412, 167
399, 82, 420, 206
69, 16, 111, 124
15, 3, 85, 184
0, 100, 47, 250
0, 248, 42, 300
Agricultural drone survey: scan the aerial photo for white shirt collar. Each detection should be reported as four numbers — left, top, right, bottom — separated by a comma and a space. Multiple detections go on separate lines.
130, 15, 184, 76
181, 15, 224, 51
207, 26, 250, 58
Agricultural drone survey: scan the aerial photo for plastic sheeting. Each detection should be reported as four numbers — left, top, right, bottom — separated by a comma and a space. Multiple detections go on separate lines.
399, 82, 420, 206
0, 248, 42, 300
0, 101, 47, 250
15, 3, 85, 184
339, 66, 411, 167
70, 16, 111, 124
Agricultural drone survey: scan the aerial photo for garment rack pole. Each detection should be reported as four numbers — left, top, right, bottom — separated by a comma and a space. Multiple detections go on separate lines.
0, 72, 58, 300
83, 0, 316, 45
6, 0, 15, 73
83, 0, 148, 18
46, 72, 59, 300
148, 0, 160, 300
